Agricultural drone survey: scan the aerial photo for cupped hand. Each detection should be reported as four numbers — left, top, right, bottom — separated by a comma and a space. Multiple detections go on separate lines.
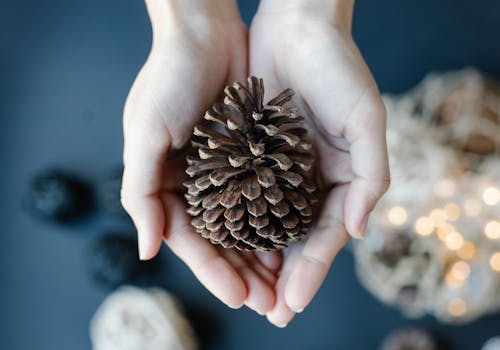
121, 1, 281, 314
249, 2, 390, 326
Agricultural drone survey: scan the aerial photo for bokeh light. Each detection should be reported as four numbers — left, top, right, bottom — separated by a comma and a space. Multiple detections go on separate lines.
490, 252, 500, 272
429, 208, 447, 225
448, 298, 468, 317
443, 202, 461, 221
445, 231, 464, 250
436, 179, 456, 198
463, 199, 482, 217
457, 241, 477, 260
387, 206, 408, 226
482, 186, 500, 206
415, 217, 435, 236
484, 221, 500, 240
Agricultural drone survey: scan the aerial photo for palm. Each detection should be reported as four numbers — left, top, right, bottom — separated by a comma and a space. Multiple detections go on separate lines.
160, 151, 281, 313
248, 15, 388, 325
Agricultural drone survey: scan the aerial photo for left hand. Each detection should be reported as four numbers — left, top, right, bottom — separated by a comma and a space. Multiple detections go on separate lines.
249, 0, 390, 327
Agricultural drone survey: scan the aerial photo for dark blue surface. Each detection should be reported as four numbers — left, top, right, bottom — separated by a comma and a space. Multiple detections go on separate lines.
1, 0, 500, 349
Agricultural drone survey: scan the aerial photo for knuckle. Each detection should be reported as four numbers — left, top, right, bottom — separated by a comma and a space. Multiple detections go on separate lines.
119, 192, 134, 213
371, 175, 391, 199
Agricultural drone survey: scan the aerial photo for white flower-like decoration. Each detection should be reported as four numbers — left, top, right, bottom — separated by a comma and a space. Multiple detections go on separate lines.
354, 69, 500, 324
90, 286, 197, 350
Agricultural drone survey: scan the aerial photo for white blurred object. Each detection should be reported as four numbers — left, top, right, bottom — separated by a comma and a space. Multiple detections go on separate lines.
90, 286, 197, 350
483, 337, 500, 350
354, 69, 500, 324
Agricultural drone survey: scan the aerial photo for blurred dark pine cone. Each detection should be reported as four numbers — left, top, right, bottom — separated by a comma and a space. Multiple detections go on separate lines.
184, 77, 317, 251
24, 169, 93, 223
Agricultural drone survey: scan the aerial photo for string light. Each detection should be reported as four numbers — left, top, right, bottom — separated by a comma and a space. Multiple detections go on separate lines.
436, 179, 456, 198
445, 271, 465, 288
429, 209, 447, 225
443, 202, 461, 221
484, 221, 500, 240
437, 223, 454, 241
490, 252, 500, 272
482, 186, 500, 206
457, 241, 477, 260
448, 298, 468, 317
463, 199, 482, 217
415, 217, 435, 236
445, 231, 464, 250
445, 261, 470, 288
387, 206, 408, 226
450, 261, 470, 280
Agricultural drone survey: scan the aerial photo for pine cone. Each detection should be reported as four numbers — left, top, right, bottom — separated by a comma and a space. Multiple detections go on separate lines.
184, 77, 317, 251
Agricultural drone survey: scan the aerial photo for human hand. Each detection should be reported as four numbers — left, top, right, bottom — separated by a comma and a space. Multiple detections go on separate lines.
249, 0, 390, 326
121, 0, 283, 314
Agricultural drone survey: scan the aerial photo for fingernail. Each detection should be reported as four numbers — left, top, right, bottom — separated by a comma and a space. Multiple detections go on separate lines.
228, 303, 244, 310
137, 231, 150, 261
256, 310, 266, 316
294, 308, 304, 313
276, 323, 288, 328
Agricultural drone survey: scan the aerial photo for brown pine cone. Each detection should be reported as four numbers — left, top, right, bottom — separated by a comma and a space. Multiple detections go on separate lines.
183, 77, 317, 251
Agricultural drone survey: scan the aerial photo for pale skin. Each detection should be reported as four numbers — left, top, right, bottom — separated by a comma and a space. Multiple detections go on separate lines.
121, 0, 390, 327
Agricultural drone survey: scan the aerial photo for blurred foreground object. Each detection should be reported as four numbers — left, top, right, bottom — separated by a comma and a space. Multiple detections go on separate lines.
24, 169, 93, 223
380, 328, 437, 350
90, 286, 197, 350
87, 234, 160, 288
355, 69, 500, 323
483, 336, 500, 350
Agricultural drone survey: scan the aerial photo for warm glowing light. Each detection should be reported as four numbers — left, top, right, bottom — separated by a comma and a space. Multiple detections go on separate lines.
436, 179, 456, 198
443, 202, 461, 221
429, 209, 447, 225
448, 298, 467, 317
445, 231, 464, 251
457, 241, 477, 260
445, 271, 464, 288
415, 217, 435, 236
464, 199, 481, 217
490, 252, 500, 272
483, 186, 500, 206
484, 221, 500, 239
450, 261, 470, 281
387, 206, 408, 226
437, 223, 454, 241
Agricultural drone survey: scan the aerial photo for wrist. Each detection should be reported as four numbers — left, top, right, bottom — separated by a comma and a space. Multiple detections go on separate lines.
145, 0, 241, 44
256, 0, 354, 31
145, 0, 240, 21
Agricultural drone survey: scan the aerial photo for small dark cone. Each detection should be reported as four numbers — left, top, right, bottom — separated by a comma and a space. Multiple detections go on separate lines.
184, 77, 317, 251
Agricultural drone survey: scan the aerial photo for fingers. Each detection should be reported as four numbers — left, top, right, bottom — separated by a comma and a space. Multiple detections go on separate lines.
343, 92, 390, 238
255, 251, 283, 274
121, 119, 170, 260
221, 250, 276, 315
284, 186, 349, 313
265, 247, 303, 327
162, 193, 247, 309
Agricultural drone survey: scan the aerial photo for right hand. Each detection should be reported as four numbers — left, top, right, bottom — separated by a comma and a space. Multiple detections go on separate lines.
121, 0, 280, 315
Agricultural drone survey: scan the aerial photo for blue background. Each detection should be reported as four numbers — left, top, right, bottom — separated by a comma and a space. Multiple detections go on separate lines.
1, 0, 500, 349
